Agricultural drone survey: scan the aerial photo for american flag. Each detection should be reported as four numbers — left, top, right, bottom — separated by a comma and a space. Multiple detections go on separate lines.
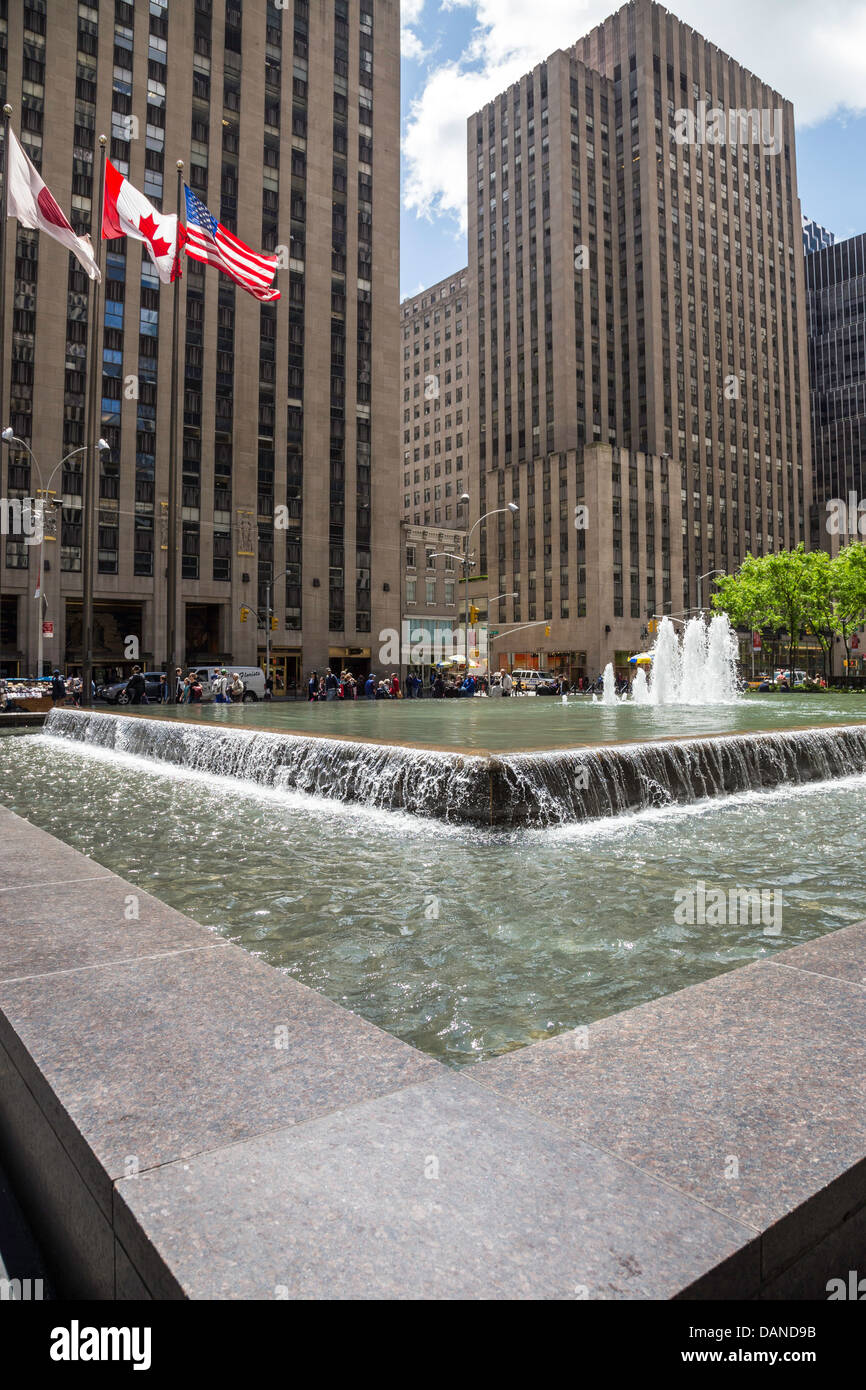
183, 187, 281, 302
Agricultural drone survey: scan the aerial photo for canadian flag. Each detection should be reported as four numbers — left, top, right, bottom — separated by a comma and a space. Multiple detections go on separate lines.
6, 129, 101, 280
102, 160, 185, 283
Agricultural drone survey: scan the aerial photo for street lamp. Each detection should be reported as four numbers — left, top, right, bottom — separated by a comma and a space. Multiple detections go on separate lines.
485, 592, 518, 676
1, 430, 110, 681
460, 502, 518, 669
431, 503, 518, 671
696, 568, 724, 614
265, 568, 287, 689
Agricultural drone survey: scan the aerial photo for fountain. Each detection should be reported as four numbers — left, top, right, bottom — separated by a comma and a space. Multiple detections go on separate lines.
41, 707, 866, 830
646, 614, 740, 707
632, 669, 650, 705
601, 662, 618, 706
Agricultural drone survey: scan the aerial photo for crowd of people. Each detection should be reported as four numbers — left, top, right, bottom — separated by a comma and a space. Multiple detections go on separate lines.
306, 668, 498, 701
307, 669, 404, 701
49, 671, 94, 705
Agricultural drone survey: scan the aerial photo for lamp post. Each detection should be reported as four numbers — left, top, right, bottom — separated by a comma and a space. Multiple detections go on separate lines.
488, 618, 549, 676
484, 591, 518, 675
696, 568, 725, 615
432, 497, 518, 671
265, 568, 287, 690
1, 430, 109, 679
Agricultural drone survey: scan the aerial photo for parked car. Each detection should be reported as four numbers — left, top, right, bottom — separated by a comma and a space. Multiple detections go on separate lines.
98, 671, 165, 705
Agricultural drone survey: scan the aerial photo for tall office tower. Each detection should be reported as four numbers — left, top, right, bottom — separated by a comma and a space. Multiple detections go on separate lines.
399, 268, 470, 527
0, 0, 400, 687
806, 233, 866, 550
468, 0, 811, 678
802, 215, 835, 255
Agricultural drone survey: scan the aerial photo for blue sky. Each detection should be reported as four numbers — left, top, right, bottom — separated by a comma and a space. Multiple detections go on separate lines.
399, 1, 866, 299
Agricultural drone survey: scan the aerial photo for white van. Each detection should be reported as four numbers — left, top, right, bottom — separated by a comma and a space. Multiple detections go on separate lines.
194, 666, 267, 702
510, 668, 551, 691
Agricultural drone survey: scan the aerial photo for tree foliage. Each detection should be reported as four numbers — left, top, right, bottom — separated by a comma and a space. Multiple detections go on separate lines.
711, 543, 866, 675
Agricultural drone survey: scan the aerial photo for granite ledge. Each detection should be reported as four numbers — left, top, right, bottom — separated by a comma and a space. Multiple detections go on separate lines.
1, 805, 865, 1299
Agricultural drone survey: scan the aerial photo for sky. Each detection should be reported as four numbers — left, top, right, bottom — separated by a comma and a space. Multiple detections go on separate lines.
399, 0, 866, 299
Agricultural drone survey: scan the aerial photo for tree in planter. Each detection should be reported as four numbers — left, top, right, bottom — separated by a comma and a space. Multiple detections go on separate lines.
712, 546, 815, 678
712, 558, 771, 651
830, 543, 866, 679
802, 548, 837, 680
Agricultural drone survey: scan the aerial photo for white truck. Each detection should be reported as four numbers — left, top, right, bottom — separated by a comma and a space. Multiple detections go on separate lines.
194, 666, 267, 701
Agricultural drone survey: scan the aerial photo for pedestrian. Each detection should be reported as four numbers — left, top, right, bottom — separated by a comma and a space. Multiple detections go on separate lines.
264, 673, 274, 701
51, 669, 66, 704
159, 674, 168, 703
390, 672, 401, 699
324, 668, 339, 701
307, 671, 318, 702
228, 672, 245, 703
364, 672, 376, 700
213, 668, 230, 704
125, 666, 146, 705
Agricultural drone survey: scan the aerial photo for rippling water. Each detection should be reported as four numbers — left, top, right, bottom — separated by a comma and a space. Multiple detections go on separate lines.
123, 690, 866, 750
1, 733, 863, 1064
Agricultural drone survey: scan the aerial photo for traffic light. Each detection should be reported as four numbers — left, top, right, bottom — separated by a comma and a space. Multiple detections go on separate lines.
271, 615, 278, 630
240, 606, 249, 623
647, 618, 659, 635
469, 605, 479, 624
545, 625, 551, 637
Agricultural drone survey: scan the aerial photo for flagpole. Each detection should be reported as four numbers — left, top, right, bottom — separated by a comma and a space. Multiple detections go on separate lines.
81, 134, 107, 707
0, 105, 11, 675
165, 161, 184, 701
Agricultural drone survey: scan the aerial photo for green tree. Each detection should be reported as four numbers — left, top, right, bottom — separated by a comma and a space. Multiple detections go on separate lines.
830, 543, 866, 677
712, 546, 815, 675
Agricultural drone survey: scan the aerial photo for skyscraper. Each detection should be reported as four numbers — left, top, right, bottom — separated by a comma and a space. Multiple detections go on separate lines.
802, 215, 835, 255
399, 268, 470, 529
0, 0, 401, 687
806, 232, 866, 549
468, 0, 811, 677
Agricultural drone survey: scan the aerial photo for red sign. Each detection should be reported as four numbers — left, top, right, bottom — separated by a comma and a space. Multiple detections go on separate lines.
42, 620, 54, 638
752, 631, 762, 652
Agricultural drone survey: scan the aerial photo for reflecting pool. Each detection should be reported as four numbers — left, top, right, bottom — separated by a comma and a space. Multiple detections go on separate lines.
2, 732, 862, 1065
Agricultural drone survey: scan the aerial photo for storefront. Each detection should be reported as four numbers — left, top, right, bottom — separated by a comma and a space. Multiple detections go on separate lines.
329, 646, 372, 679
257, 647, 302, 695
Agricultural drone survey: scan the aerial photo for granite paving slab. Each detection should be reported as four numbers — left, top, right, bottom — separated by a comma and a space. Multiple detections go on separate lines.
0, 941, 437, 1225
0, 805, 114, 892
770, 921, 866, 988
0, 875, 228, 982
474, 959, 866, 1279
114, 1070, 760, 1300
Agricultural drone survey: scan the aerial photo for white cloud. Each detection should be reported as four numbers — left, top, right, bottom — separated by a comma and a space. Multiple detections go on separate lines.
404, 0, 866, 230
401, 28, 428, 61
401, 0, 428, 61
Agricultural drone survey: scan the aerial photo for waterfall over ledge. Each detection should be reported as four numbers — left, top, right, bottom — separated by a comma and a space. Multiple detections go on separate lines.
44, 708, 866, 829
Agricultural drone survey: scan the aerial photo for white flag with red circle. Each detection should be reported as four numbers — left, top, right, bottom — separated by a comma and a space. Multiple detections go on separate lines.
6, 129, 101, 280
